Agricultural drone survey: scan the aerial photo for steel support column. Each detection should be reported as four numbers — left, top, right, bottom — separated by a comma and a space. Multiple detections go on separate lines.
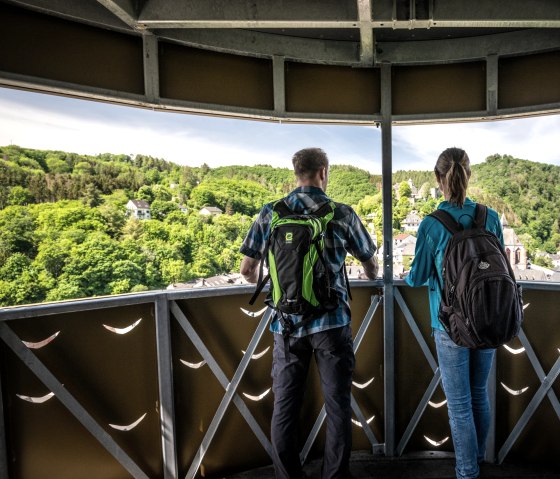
380, 61, 395, 457
273, 55, 286, 115
487, 54, 498, 116
155, 297, 179, 479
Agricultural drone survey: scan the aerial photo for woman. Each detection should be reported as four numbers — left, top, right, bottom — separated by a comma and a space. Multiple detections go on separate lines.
406, 147, 504, 479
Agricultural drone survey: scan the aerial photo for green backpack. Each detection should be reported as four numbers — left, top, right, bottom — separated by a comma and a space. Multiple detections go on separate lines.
249, 199, 349, 335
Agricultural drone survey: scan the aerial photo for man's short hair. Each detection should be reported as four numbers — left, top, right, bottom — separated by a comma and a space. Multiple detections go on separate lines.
292, 148, 329, 180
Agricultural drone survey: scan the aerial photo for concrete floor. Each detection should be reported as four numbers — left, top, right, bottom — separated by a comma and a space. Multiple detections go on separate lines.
225, 451, 560, 479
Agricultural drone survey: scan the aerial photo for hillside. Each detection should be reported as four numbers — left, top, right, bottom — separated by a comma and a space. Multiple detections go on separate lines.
470, 155, 560, 253
0, 145, 558, 306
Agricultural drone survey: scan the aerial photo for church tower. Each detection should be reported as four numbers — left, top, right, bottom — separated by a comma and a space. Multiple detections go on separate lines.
501, 213, 527, 271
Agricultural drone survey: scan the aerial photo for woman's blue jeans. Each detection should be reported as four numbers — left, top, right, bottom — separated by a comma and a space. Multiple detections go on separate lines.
434, 329, 496, 479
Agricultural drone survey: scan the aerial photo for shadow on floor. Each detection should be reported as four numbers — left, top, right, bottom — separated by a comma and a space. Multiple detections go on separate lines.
225, 451, 560, 479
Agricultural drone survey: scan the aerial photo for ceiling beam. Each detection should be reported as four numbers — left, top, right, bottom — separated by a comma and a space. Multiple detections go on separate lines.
139, 19, 560, 29
357, 0, 375, 66
155, 29, 360, 65
377, 29, 560, 64
95, 0, 138, 29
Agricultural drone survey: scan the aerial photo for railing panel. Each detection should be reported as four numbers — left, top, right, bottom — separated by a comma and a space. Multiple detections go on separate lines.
1, 303, 161, 478
394, 283, 560, 470
495, 288, 560, 465
394, 286, 450, 454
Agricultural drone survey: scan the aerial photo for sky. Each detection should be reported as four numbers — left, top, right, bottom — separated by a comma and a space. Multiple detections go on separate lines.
0, 86, 558, 174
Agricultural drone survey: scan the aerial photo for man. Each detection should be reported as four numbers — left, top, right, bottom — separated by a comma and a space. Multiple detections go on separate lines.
240, 148, 378, 479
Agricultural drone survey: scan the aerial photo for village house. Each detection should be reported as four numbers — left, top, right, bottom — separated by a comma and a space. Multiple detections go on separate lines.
402, 210, 422, 232
199, 206, 223, 216
393, 233, 417, 276
126, 199, 151, 220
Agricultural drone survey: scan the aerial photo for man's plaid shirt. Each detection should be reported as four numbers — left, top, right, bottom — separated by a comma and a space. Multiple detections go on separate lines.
240, 186, 376, 337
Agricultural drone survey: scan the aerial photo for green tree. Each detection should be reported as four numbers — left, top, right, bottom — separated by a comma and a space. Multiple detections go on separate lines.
398, 181, 412, 198
46, 155, 70, 174
161, 258, 189, 284
137, 185, 155, 203
73, 161, 93, 175
8, 186, 34, 206
152, 184, 173, 202
81, 184, 102, 207
0, 206, 37, 260
0, 253, 31, 281
326, 165, 376, 206
355, 195, 378, 217
34, 239, 73, 278
150, 200, 180, 220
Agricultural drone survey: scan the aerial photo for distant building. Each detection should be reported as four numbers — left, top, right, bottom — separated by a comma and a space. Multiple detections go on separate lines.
199, 206, 223, 216
363, 217, 378, 249
168, 273, 247, 289
502, 213, 527, 270
393, 234, 417, 276
551, 254, 560, 271
407, 179, 418, 197
402, 210, 422, 232
126, 199, 151, 220
429, 187, 441, 199
394, 233, 415, 247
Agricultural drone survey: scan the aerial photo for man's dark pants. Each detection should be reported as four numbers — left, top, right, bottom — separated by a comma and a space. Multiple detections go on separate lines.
271, 325, 355, 479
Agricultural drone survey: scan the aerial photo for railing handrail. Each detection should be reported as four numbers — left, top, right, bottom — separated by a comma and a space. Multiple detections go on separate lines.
0, 279, 560, 321
0, 279, 556, 321
0, 280, 387, 321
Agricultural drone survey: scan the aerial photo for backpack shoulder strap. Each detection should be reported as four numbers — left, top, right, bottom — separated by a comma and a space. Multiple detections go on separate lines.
429, 209, 462, 235
313, 200, 336, 218
272, 199, 293, 217
473, 203, 488, 229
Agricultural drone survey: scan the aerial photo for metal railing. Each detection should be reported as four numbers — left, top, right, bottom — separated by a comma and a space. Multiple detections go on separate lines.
0, 281, 558, 478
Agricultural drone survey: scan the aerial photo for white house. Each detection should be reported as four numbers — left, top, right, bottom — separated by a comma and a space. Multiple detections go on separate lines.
199, 206, 223, 216
394, 233, 415, 247
126, 199, 151, 220
402, 210, 422, 232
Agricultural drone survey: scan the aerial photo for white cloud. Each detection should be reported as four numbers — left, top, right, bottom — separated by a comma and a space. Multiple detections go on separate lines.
0, 95, 288, 168
392, 115, 560, 171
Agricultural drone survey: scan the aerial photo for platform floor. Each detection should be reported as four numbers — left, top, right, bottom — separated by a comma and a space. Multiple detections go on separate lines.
225, 451, 560, 479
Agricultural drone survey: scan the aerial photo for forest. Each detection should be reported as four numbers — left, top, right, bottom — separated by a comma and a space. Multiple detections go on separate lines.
0, 145, 559, 306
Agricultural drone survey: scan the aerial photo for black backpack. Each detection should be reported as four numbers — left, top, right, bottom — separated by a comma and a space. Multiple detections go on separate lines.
249, 199, 349, 336
430, 204, 523, 349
